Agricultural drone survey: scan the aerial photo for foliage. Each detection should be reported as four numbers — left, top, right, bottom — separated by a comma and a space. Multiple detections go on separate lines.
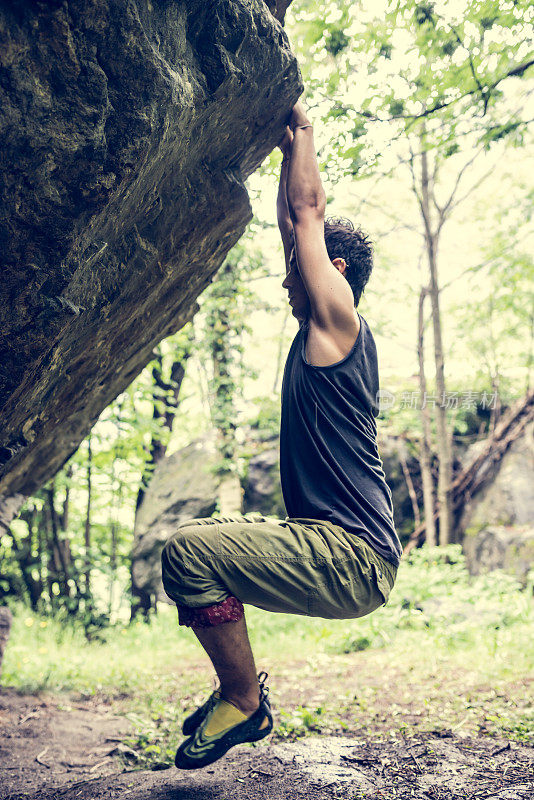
194, 233, 274, 477
245, 395, 282, 442
449, 209, 534, 394
0, 355, 179, 626
288, 0, 533, 179
334, 545, 533, 654
276, 705, 325, 739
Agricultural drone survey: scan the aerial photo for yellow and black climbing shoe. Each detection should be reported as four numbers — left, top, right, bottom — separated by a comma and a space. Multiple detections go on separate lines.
181, 671, 270, 737
182, 688, 221, 736
175, 673, 273, 770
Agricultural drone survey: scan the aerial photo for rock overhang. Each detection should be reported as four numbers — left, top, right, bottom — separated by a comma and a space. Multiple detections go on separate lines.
0, 0, 302, 505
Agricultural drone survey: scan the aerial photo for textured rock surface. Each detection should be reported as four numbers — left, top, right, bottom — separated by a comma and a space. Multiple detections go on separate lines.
462, 524, 534, 583
458, 421, 534, 580
0, 0, 301, 504
242, 440, 286, 517
132, 438, 220, 604
459, 420, 534, 533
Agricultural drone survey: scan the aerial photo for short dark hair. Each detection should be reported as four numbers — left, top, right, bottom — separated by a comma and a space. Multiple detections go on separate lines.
323, 217, 373, 307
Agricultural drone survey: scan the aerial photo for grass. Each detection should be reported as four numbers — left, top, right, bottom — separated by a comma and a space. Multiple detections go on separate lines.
2, 546, 533, 767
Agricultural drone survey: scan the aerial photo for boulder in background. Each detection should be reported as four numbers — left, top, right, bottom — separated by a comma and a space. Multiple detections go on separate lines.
462, 525, 534, 584
459, 420, 534, 581
242, 442, 285, 518
131, 438, 220, 606
459, 421, 534, 533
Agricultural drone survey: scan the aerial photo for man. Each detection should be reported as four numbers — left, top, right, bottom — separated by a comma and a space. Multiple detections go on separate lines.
161, 100, 402, 770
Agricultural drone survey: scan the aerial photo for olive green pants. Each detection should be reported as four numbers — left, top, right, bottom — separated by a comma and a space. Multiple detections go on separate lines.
161, 514, 397, 625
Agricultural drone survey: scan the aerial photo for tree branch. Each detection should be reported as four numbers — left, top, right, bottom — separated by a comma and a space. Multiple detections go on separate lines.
356, 58, 534, 124
437, 148, 484, 229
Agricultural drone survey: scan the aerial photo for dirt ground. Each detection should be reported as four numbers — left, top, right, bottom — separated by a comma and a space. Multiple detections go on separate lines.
1, 689, 532, 800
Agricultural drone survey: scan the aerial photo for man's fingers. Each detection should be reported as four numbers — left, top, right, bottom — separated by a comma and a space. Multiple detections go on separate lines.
284, 126, 294, 146
278, 125, 293, 151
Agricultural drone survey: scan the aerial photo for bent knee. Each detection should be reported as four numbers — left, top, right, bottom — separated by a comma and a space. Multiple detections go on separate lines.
161, 518, 218, 572
160, 520, 220, 606
160, 533, 196, 601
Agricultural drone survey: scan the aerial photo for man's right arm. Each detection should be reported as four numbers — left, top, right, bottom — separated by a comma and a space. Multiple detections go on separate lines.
277, 127, 294, 273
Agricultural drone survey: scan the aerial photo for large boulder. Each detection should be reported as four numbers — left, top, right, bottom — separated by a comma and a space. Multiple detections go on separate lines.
462, 525, 534, 584
0, 0, 301, 510
458, 420, 534, 581
131, 438, 220, 605
242, 443, 285, 517
459, 420, 534, 533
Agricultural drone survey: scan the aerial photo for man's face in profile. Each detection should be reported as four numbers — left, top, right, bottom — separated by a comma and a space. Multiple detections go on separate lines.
282, 248, 310, 323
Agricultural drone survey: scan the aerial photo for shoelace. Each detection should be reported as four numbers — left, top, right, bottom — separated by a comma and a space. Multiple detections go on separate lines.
257, 670, 270, 703
211, 674, 269, 706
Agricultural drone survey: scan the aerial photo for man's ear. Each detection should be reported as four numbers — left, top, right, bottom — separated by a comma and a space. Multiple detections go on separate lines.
332, 257, 347, 276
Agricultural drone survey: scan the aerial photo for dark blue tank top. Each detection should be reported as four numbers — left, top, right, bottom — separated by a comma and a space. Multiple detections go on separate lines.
280, 312, 402, 566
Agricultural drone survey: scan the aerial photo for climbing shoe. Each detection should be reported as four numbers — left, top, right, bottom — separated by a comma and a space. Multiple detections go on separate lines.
181, 671, 270, 736
182, 688, 221, 736
175, 672, 273, 770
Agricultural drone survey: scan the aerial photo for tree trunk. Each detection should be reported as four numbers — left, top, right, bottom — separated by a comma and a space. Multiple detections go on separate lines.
84, 434, 92, 597
131, 349, 190, 619
37, 509, 44, 606
7, 506, 42, 610
399, 444, 421, 532
135, 353, 189, 513
211, 302, 242, 516
526, 311, 534, 393
165, 359, 187, 431
486, 295, 503, 435
61, 465, 72, 531
108, 401, 125, 617
46, 481, 77, 603
217, 473, 243, 516
420, 147, 453, 544
417, 286, 437, 546
41, 501, 57, 610
0, 607, 12, 677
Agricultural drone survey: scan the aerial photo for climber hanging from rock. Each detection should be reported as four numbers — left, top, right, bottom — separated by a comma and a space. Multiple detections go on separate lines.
161, 99, 403, 770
